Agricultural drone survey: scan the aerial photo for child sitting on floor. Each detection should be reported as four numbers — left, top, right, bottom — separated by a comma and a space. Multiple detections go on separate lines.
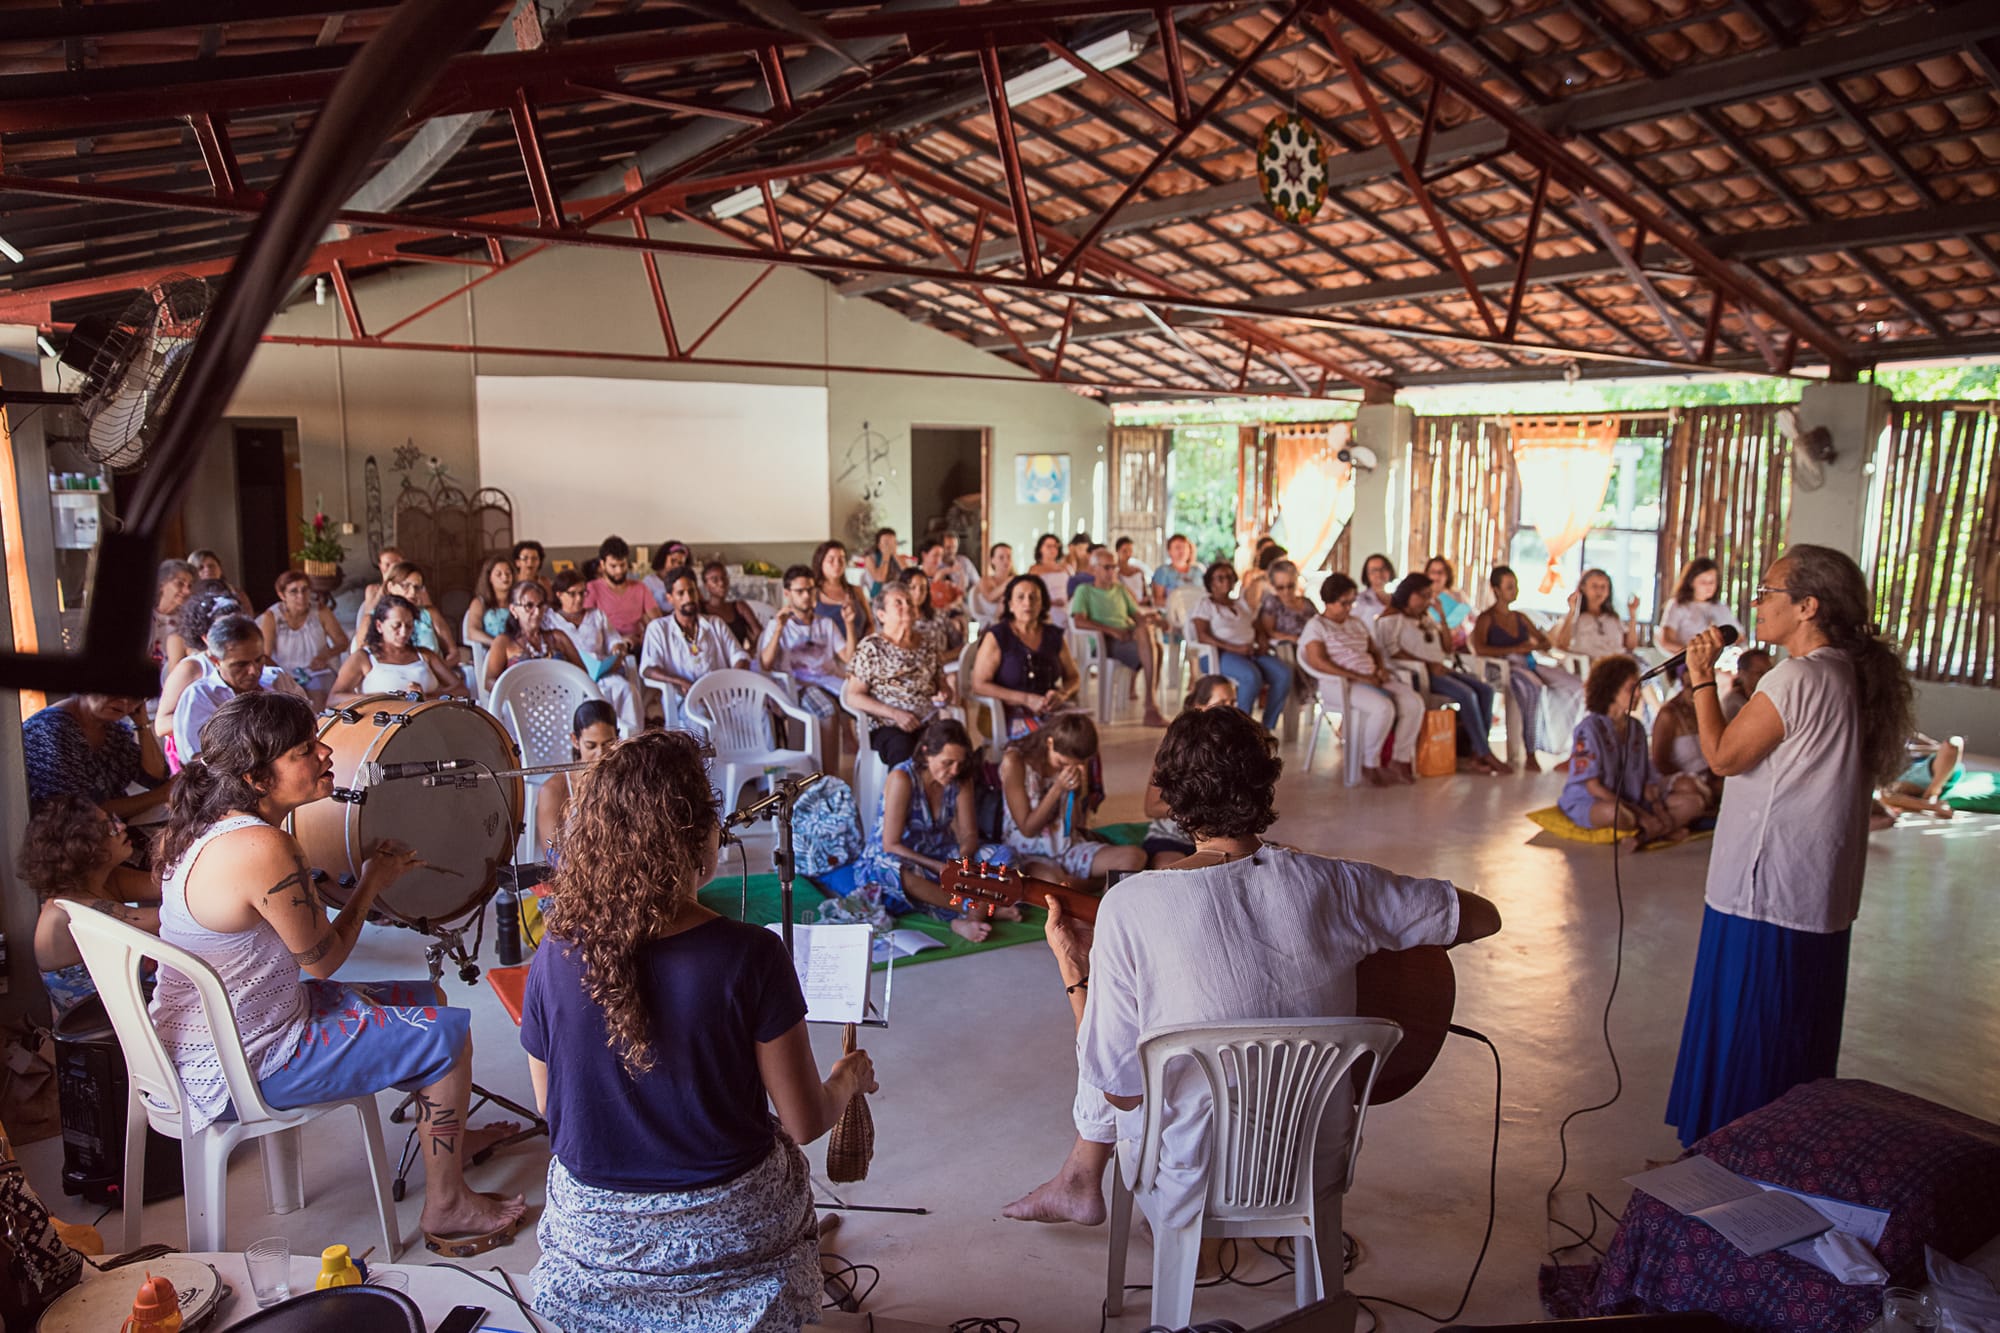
1559, 655, 1707, 845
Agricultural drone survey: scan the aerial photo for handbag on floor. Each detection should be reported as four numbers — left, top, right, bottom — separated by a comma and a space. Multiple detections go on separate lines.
1415, 708, 1458, 778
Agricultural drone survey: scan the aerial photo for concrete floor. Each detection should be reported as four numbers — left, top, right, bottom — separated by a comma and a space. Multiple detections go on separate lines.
22, 713, 1998, 1332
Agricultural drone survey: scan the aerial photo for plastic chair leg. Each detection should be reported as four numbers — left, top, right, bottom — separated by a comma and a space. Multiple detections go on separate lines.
183, 1133, 230, 1253
260, 1127, 305, 1215
1148, 1216, 1202, 1330
121, 1093, 148, 1253
351, 1098, 403, 1259
1105, 1165, 1135, 1317
1311, 1189, 1343, 1299
1343, 714, 1364, 788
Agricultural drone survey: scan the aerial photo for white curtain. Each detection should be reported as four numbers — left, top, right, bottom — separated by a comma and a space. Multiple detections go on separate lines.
1269, 424, 1356, 574
1509, 416, 1619, 594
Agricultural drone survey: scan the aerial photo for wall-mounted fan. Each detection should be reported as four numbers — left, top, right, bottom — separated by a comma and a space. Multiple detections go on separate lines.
1776, 405, 1837, 492
60, 275, 211, 473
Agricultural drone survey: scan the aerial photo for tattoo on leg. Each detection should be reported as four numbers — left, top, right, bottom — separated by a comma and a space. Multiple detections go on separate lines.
412, 1090, 439, 1125
426, 1105, 461, 1156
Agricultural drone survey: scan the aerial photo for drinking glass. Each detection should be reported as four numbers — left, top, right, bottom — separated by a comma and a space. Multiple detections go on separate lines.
244, 1236, 292, 1307
1880, 1287, 1941, 1333
364, 1270, 409, 1294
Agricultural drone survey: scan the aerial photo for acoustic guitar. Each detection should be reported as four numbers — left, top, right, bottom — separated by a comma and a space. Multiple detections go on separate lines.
938, 859, 1455, 1105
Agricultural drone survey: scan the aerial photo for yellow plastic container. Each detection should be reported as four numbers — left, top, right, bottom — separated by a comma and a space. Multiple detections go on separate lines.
315, 1245, 363, 1290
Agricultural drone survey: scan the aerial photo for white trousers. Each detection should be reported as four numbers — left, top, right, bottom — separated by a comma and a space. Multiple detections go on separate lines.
1322, 677, 1425, 766
1074, 1072, 1118, 1144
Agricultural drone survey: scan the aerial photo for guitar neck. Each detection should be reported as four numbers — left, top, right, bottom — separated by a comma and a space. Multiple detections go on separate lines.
940, 861, 1100, 923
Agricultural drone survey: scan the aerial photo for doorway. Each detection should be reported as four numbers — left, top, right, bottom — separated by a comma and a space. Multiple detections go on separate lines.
908, 426, 987, 554
232, 424, 302, 606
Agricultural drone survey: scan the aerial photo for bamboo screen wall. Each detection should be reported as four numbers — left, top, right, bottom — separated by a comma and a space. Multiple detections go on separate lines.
1408, 415, 1516, 580
1870, 402, 2000, 686
1657, 405, 1790, 628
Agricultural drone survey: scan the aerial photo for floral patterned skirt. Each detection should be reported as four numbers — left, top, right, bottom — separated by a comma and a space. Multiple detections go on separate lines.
532, 1133, 822, 1332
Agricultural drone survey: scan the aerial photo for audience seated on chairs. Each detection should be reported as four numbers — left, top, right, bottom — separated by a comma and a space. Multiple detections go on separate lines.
547, 570, 643, 735
1138, 674, 1237, 867
968, 541, 1014, 625
1189, 561, 1290, 732
1375, 573, 1508, 774
971, 574, 1081, 741
522, 728, 871, 1331
1255, 558, 1316, 649
917, 538, 966, 619
1560, 655, 1707, 844
1064, 533, 1096, 601
158, 587, 246, 749
1552, 566, 1641, 662
153, 691, 527, 1256
1029, 533, 1073, 629
1239, 539, 1283, 613
864, 527, 910, 597
584, 535, 660, 644
171, 614, 309, 766
162, 579, 241, 676
511, 539, 547, 596
1071, 546, 1170, 727
149, 559, 197, 669
1470, 565, 1586, 772
261, 571, 347, 708
1113, 537, 1148, 607
1353, 553, 1397, 629
1651, 666, 1719, 812
641, 567, 750, 712
899, 567, 963, 659
349, 562, 459, 663
1149, 532, 1203, 609
354, 545, 404, 625
700, 561, 762, 654
1423, 556, 1474, 650
761, 564, 857, 719
811, 539, 872, 637
19, 795, 161, 1022
22, 693, 169, 819
187, 549, 253, 617
481, 582, 587, 694
1003, 705, 1501, 1230
462, 555, 516, 652
1721, 647, 1773, 720
998, 713, 1144, 889
1301, 573, 1422, 787
532, 700, 620, 865
843, 718, 1016, 942
330, 595, 461, 704
642, 539, 691, 614
938, 532, 980, 607
1657, 555, 1742, 655
844, 581, 952, 768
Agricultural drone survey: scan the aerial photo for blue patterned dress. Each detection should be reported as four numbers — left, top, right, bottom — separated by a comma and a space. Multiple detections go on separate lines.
849, 759, 1010, 920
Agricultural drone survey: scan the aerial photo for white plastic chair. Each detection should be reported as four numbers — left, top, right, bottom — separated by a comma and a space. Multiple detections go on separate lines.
488, 658, 601, 862
957, 638, 1007, 760
1067, 628, 1138, 724
840, 691, 888, 829
1106, 1018, 1403, 1330
1293, 660, 1365, 789
1468, 655, 1526, 767
683, 669, 821, 815
467, 641, 490, 705
1167, 588, 1210, 689
56, 903, 400, 1258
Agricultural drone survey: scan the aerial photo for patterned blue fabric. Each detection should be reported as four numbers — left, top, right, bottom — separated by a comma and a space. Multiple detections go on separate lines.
22, 705, 145, 807
791, 776, 861, 876
848, 759, 1011, 921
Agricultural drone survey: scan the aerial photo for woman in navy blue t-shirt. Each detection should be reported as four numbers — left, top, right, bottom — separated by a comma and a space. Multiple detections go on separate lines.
522, 730, 877, 1332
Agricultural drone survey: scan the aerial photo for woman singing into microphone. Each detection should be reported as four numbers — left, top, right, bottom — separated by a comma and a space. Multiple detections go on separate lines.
1665, 545, 1912, 1147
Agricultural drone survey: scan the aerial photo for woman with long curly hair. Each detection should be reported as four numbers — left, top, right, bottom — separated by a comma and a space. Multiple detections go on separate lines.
19, 795, 161, 1021
523, 729, 877, 1333
1666, 545, 1914, 1147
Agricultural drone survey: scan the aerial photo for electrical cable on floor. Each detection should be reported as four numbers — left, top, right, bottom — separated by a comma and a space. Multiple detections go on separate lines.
948, 1319, 1021, 1332
819, 1249, 880, 1311
425, 1260, 545, 1329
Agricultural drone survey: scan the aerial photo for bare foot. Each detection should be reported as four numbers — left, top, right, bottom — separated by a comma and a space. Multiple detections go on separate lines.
422, 1189, 526, 1242
993, 903, 1024, 922
950, 918, 993, 943
1002, 1176, 1108, 1226
466, 1121, 522, 1158
1365, 767, 1394, 787
1523, 754, 1542, 773
1143, 708, 1170, 728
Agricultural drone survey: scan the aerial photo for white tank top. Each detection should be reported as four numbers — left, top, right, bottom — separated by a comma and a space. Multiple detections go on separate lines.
268, 605, 335, 671
360, 650, 437, 695
149, 815, 310, 1132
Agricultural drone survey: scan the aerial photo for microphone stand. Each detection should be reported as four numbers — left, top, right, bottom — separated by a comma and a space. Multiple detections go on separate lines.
725, 772, 820, 953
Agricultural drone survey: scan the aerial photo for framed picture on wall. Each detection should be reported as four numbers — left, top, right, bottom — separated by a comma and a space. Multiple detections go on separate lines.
1016, 453, 1070, 506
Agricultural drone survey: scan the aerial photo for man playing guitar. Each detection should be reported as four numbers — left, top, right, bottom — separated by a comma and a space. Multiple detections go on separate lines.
999, 706, 1501, 1250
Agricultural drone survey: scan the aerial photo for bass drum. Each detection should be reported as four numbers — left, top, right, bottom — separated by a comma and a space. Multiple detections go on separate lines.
291, 694, 524, 927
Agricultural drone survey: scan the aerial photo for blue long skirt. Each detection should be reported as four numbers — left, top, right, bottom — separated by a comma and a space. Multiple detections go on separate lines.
1665, 906, 1850, 1148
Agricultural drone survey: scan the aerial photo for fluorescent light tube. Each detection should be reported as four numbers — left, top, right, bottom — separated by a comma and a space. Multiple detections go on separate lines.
0, 234, 22, 264
1003, 29, 1147, 107
36, 334, 57, 358
712, 179, 788, 220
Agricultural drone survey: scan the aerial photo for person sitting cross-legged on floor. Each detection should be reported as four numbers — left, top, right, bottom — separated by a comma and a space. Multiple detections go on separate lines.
1003, 704, 1501, 1228
1300, 573, 1423, 786
641, 566, 750, 712
997, 713, 1145, 889
1559, 654, 1707, 844
1070, 545, 1171, 728
845, 718, 1017, 943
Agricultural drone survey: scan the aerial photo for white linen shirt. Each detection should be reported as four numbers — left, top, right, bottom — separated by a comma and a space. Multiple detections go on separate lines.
1659, 599, 1741, 647
1567, 611, 1629, 660
1372, 610, 1448, 665
1190, 595, 1257, 649
543, 607, 623, 664
1076, 846, 1459, 1228
1703, 649, 1869, 934
640, 613, 747, 685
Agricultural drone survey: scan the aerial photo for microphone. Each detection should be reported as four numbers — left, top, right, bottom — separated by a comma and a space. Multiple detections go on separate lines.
1639, 624, 1740, 682
363, 758, 480, 784
723, 771, 824, 829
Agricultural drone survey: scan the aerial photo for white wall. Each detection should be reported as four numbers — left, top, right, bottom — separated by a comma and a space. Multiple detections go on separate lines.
225, 223, 1109, 577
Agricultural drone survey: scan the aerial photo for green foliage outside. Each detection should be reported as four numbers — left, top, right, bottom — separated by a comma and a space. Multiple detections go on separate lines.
1161, 423, 1242, 566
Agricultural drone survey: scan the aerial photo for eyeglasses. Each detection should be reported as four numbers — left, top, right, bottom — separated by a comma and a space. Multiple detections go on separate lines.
1752, 584, 1793, 603
787, 584, 815, 595
1272, 580, 1295, 591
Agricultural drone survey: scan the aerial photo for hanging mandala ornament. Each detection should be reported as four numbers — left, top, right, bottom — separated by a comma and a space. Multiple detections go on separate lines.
1257, 113, 1329, 224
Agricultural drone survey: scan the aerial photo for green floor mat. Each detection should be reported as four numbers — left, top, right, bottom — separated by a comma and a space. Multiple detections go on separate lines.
695, 872, 1047, 969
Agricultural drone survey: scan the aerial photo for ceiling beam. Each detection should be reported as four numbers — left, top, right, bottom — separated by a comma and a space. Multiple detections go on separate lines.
839, 1, 2000, 299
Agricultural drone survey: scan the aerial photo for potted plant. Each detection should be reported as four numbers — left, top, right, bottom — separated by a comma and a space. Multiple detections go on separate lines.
294, 504, 346, 594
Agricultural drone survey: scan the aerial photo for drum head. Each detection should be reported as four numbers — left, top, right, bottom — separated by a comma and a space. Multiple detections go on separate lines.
38, 1257, 223, 1332
293, 697, 523, 927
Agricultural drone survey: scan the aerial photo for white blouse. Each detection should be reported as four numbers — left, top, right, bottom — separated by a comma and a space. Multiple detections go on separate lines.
1567, 611, 1629, 660
1191, 595, 1256, 649
1373, 610, 1447, 665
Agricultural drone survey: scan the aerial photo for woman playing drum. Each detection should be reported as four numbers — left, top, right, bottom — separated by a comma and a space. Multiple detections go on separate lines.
149, 692, 526, 1256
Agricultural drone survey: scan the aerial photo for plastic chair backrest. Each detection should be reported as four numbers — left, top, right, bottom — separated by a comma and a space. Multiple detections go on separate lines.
684, 669, 791, 756
489, 659, 601, 768
56, 902, 278, 1137
468, 642, 490, 701
1134, 1018, 1402, 1215
1166, 587, 1205, 635
955, 638, 982, 707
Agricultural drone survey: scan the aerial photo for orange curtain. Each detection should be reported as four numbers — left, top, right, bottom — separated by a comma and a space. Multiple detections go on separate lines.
1509, 416, 1618, 593
1269, 423, 1356, 573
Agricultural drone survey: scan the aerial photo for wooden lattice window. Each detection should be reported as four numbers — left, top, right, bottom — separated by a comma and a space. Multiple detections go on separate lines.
1657, 405, 1790, 629
1409, 415, 1516, 582
1870, 402, 2000, 687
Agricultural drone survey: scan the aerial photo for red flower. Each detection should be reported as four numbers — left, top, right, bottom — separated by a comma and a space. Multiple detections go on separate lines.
313, 513, 329, 529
